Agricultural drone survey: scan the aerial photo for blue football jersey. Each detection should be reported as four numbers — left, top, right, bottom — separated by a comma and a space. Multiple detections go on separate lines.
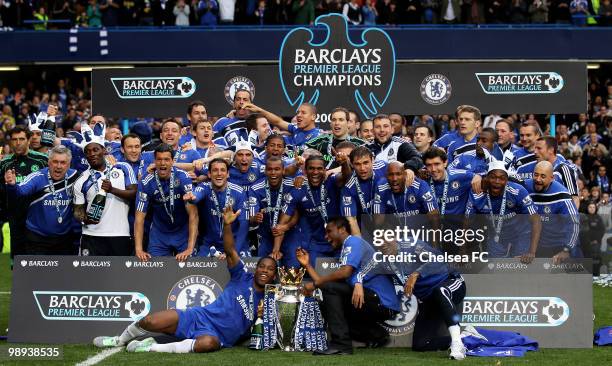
179, 260, 263, 347
525, 179, 579, 250
191, 182, 249, 256
136, 168, 194, 234
213, 117, 248, 147
450, 149, 496, 176
285, 124, 322, 147
446, 135, 478, 161
283, 175, 340, 249
466, 181, 538, 242
229, 162, 265, 194
7, 167, 79, 236
248, 178, 296, 242
139, 149, 200, 178
433, 130, 459, 151
375, 178, 438, 216
341, 235, 400, 312
429, 168, 474, 215
341, 161, 388, 217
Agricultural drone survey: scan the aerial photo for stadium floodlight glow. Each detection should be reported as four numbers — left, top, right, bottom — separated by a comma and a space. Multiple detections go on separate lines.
0, 66, 20, 71
587, 64, 600, 70
74, 65, 134, 72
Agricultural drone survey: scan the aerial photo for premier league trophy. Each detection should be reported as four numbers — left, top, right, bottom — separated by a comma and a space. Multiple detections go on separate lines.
258, 266, 327, 352
273, 266, 306, 351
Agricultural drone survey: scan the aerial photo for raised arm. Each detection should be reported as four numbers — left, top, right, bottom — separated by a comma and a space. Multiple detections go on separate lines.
243, 103, 290, 131
222, 206, 241, 268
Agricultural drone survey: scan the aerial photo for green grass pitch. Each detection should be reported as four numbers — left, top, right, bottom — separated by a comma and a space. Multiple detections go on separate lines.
1, 253, 611, 365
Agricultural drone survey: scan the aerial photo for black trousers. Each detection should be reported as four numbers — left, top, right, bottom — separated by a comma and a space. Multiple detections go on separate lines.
25, 229, 78, 255
80, 235, 133, 256
319, 282, 397, 351
412, 274, 466, 351
9, 220, 27, 260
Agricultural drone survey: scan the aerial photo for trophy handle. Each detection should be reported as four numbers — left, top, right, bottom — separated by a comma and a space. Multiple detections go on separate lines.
265, 284, 280, 293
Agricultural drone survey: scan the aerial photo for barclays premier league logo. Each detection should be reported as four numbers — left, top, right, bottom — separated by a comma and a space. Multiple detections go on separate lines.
420, 74, 452, 105
167, 275, 223, 310
225, 76, 255, 105
279, 14, 395, 118
32, 291, 150, 321
110, 76, 196, 99
462, 296, 570, 326
475, 72, 564, 94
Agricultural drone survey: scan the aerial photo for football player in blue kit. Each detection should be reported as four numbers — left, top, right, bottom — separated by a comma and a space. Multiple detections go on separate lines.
466, 161, 542, 263
93, 206, 277, 353
274, 154, 349, 265
296, 217, 400, 355
134, 144, 198, 261
248, 156, 301, 266
526, 161, 580, 262
212, 89, 252, 147
185, 158, 250, 257
512, 120, 542, 180
375, 161, 439, 219
243, 102, 322, 148
380, 239, 467, 360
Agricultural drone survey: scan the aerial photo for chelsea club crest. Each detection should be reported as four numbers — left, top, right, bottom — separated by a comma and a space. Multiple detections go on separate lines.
167, 275, 223, 310
225, 76, 256, 106
420, 74, 452, 106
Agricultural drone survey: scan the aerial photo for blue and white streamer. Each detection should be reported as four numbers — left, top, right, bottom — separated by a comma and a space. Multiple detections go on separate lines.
261, 290, 277, 350
293, 297, 327, 352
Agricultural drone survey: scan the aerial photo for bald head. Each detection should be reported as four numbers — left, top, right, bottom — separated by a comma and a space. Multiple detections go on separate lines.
535, 161, 553, 176
533, 161, 554, 192
388, 161, 405, 171
386, 161, 407, 193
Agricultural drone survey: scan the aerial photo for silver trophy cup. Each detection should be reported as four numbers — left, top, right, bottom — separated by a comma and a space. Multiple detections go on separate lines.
274, 267, 306, 351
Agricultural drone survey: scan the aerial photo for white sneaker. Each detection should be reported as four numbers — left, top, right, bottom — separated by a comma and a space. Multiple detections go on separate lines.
449, 341, 466, 360
461, 325, 487, 341
126, 337, 157, 352
93, 336, 122, 348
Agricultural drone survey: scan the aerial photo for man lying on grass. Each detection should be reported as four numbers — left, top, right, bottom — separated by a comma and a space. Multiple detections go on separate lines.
93, 206, 277, 353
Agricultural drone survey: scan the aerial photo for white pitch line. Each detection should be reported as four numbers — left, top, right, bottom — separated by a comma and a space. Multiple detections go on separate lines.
0, 291, 10, 294
75, 347, 123, 366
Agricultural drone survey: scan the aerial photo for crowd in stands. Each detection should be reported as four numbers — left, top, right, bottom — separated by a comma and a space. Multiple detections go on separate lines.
0, 0, 611, 29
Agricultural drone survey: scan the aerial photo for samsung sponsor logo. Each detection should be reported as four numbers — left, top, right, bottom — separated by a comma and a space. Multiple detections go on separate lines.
44, 199, 71, 206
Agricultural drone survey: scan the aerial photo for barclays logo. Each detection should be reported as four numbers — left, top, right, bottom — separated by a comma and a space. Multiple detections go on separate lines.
33, 291, 150, 321
462, 296, 570, 327
110, 77, 196, 99
279, 14, 395, 119
475, 72, 564, 95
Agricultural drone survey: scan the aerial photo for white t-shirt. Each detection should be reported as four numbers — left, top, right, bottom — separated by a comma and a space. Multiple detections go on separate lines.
73, 162, 137, 237
219, 0, 236, 22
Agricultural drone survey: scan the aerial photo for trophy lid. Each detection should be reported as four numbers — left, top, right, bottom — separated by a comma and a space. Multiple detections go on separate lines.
278, 266, 306, 287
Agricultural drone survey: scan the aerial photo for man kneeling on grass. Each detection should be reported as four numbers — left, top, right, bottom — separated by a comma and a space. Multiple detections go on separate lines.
93, 206, 277, 353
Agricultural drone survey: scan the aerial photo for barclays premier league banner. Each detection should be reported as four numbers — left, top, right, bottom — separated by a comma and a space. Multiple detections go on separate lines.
92, 14, 586, 120
9, 256, 591, 347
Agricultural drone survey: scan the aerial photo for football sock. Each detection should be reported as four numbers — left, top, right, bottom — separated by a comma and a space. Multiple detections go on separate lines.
449, 325, 461, 344
119, 322, 156, 345
150, 339, 195, 353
